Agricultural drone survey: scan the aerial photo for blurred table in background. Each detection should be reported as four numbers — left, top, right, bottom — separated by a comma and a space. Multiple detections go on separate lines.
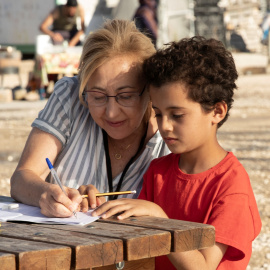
32, 42, 82, 98
39, 47, 81, 77
36, 46, 82, 85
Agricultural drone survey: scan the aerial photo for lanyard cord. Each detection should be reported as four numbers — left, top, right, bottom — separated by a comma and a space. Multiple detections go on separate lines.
102, 123, 148, 200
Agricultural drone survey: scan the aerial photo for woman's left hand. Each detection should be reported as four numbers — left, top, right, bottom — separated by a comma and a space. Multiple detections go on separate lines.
77, 184, 106, 212
91, 198, 168, 220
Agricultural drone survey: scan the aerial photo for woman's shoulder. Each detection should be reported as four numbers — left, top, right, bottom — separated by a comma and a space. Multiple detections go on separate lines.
50, 76, 87, 118
55, 76, 79, 88
54, 76, 80, 99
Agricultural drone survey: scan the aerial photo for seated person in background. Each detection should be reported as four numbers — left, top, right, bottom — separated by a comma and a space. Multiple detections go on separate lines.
133, 0, 158, 47
40, 0, 85, 46
92, 36, 262, 269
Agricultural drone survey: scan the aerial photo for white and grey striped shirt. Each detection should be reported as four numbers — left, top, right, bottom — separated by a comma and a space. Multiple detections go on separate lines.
32, 76, 170, 198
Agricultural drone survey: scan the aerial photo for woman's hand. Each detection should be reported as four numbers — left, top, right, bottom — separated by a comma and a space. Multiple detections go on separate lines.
39, 184, 82, 218
77, 185, 106, 212
91, 198, 168, 220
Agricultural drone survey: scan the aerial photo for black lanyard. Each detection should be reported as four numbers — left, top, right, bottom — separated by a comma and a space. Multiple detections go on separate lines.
102, 124, 148, 200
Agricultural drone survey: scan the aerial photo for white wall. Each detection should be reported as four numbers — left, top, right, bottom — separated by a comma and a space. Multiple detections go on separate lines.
0, 0, 55, 45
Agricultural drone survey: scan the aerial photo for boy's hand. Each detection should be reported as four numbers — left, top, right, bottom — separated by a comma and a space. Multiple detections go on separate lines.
91, 198, 168, 220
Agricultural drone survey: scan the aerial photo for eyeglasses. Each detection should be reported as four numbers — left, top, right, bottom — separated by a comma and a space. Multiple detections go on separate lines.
84, 85, 146, 107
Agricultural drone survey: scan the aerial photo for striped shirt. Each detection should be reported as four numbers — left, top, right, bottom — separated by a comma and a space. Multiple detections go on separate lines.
32, 76, 170, 198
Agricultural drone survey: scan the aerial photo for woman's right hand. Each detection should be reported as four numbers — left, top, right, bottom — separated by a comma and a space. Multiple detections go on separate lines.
78, 185, 106, 212
39, 184, 82, 218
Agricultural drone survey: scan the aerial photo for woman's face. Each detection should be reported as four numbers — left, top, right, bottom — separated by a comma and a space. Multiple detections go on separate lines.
86, 55, 149, 140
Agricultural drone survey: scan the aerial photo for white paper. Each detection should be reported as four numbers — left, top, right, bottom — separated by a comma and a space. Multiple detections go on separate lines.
0, 210, 22, 221
0, 202, 99, 225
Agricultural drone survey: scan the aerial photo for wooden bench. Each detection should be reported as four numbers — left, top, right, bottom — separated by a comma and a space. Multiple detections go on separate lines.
0, 196, 215, 269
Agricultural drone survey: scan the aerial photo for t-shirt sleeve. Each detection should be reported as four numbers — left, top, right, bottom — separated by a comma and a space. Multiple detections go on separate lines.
31, 78, 74, 145
208, 193, 260, 260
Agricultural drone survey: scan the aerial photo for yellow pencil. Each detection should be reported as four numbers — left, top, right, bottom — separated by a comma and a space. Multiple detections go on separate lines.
82, 190, 136, 198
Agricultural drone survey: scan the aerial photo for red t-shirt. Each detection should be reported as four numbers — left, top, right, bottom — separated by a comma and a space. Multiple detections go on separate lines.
138, 152, 261, 270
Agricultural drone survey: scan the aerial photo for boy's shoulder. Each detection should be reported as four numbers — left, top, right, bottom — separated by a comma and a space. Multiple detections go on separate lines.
219, 152, 248, 175
149, 153, 179, 169
212, 152, 252, 194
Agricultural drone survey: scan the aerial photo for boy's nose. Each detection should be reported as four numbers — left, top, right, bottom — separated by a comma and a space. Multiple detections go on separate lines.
159, 117, 173, 132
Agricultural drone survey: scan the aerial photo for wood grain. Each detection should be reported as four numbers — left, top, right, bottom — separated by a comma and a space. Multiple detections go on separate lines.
34, 221, 171, 261
0, 237, 71, 269
0, 252, 16, 270
0, 222, 123, 269
98, 216, 215, 252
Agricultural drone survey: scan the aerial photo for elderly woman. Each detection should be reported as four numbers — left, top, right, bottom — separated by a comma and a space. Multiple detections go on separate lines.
10, 19, 169, 218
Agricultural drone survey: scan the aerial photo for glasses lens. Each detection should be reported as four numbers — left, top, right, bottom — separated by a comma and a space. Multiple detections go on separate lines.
87, 92, 107, 106
117, 92, 139, 107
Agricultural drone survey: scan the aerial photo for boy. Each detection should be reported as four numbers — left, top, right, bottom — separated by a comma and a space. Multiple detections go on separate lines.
92, 36, 262, 269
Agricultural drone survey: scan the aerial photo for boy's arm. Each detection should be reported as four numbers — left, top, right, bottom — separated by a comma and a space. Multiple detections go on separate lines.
168, 242, 227, 270
91, 198, 168, 219
92, 199, 228, 269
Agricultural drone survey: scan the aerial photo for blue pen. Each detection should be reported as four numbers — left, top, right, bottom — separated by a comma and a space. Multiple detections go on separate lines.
46, 158, 77, 218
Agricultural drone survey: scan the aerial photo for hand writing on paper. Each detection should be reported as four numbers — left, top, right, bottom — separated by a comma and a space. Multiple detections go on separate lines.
78, 184, 106, 212
91, 198, 168, 220
39, 185, 82, 218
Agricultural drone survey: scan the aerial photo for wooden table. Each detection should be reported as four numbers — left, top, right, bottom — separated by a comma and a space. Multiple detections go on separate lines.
0, 196, 215, 270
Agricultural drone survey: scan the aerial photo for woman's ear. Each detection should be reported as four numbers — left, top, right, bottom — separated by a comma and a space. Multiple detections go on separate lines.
212, 101, 227, 125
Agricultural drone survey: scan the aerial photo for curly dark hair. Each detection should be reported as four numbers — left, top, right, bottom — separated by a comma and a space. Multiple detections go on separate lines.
143, 36, 238, 128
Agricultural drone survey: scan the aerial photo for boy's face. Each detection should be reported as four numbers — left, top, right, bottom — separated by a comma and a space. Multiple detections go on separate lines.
150, 82, 216, 155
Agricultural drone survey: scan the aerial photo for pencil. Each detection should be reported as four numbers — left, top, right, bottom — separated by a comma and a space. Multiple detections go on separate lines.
81, 190, 136, 198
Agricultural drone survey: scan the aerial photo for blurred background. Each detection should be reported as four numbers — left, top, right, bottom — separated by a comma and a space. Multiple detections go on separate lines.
0, 0, 269, 100
0, 1, 270, 269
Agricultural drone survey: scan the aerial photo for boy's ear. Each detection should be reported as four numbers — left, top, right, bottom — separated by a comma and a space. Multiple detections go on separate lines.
212, 102, 227, 125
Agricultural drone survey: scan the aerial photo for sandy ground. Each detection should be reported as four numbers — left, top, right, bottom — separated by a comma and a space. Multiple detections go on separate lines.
0, 57, 270, 269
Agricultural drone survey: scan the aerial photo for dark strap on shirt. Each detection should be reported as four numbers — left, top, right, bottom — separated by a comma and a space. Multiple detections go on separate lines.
102, 124, 148, 200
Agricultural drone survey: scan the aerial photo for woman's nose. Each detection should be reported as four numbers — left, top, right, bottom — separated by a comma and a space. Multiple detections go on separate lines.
105, 98, 121, 118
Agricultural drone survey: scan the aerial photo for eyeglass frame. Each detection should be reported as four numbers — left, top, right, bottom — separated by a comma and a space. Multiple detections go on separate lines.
83, 84, 147, 107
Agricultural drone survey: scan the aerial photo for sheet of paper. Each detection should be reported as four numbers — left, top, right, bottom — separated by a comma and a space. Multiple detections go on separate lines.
0, 210, 22, 221
0, 202, 99, 225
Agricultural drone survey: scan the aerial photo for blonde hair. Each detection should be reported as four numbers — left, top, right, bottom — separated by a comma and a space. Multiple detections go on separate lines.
78, 19, 156, 106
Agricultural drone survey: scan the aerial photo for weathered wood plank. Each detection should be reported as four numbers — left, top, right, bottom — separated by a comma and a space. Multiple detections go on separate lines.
0, 222, 123, 269
0, 236, 71, 269
0, 252, 16, 270
34, 221, 171, 261
92, 258, 155, 270
99, 216, 215, 252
